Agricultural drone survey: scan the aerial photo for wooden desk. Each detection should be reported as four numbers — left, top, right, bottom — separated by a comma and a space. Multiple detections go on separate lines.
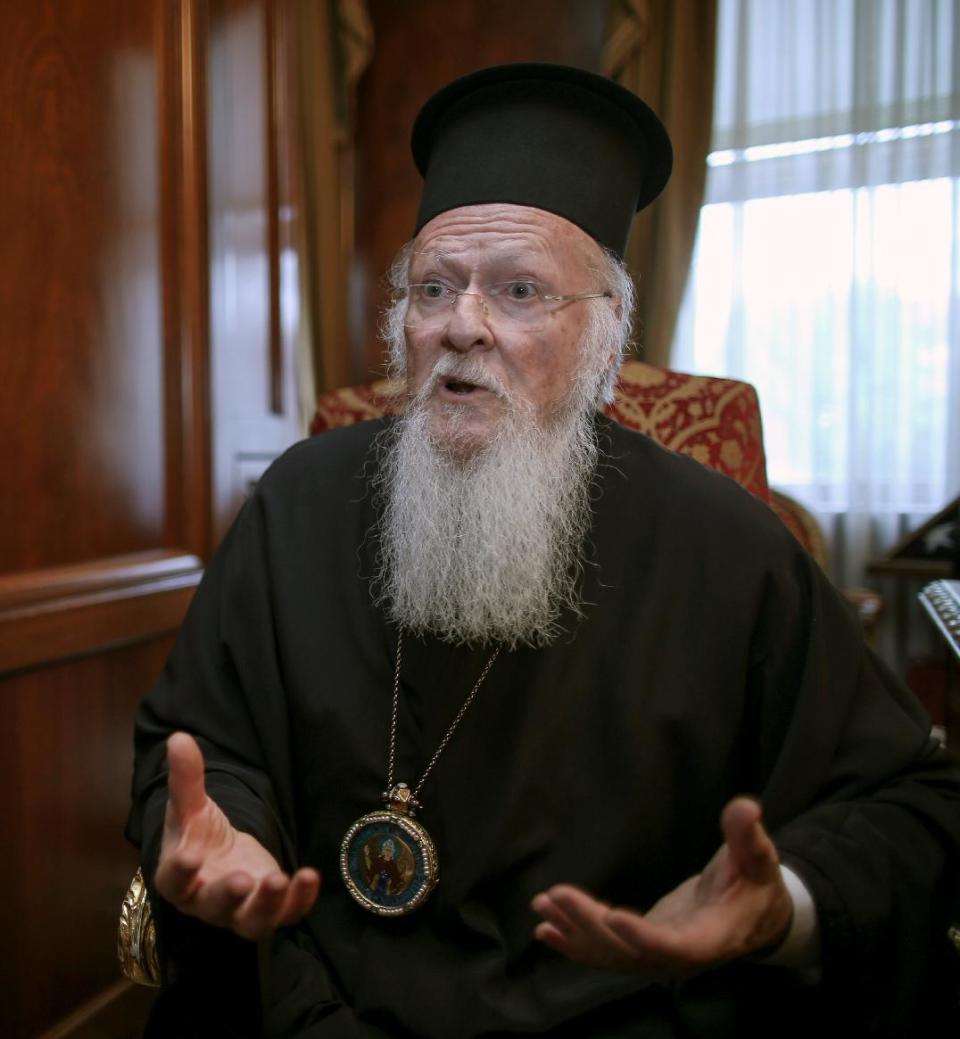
919, 580, 960, 745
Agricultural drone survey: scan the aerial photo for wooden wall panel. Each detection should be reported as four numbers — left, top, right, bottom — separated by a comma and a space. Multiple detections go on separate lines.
0, 2, 198, 1039
350, 0, 608, 377
159, 0, 215, 561
0, 4, 208, 1029
0, 0, 167, 573
0, 550, 201, 675
0, 0, 306, 1034
0, 637, 173, 1037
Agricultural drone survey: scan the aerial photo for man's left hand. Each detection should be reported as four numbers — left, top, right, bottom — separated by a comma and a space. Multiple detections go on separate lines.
530, 797, 793, 977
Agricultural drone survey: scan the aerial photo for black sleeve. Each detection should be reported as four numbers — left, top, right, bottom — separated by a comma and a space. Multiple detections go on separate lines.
126, 480, 366, 1037
747, 546, 960, 1034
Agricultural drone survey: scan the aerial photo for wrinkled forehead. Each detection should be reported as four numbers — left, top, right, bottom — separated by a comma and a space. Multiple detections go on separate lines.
409, 203, 603, 280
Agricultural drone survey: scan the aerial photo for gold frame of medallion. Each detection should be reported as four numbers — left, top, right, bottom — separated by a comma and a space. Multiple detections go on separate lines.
340, 809, 439, 916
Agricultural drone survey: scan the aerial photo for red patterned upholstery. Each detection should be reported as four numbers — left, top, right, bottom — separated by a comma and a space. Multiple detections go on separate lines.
603, 362, 769, 502
311, 376, 405, 431
310, 360, 770, 502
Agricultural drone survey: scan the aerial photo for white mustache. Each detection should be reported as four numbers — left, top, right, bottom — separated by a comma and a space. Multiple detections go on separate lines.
424, 356, 509, 398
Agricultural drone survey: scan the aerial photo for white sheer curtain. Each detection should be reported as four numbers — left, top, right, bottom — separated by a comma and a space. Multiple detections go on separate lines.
673, 0, 960, 598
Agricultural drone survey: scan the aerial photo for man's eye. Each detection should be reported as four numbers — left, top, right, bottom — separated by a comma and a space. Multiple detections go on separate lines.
502, 281, 540, 301
420, 282, 447, 299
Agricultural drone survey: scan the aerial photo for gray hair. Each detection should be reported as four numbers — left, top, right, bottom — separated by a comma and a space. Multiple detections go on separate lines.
584, 244, 636, 404
380, 238, 636, 406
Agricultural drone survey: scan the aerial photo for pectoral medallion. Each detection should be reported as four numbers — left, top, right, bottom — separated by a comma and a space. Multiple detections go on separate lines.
340, 784, 438, 916
340, 634, 500, 916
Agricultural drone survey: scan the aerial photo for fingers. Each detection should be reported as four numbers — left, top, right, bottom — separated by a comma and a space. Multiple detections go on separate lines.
537, 887, 694, 972
154, 845, 203, 903
277, 868, 322, 926
159, 865, 322, 940
531, 885, 636, 970
166, 732, 208, 823
233, 867, 323, 941
533, 881, 759, 977
196, 870, 258, 922
605, 905, 708, 970
531, 802, 787, 978
531, 888, 582, 951
232, 872, 289, 939
721, 796, 780, 885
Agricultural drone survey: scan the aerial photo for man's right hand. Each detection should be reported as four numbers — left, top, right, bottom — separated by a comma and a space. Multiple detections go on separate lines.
154, 732, 321, 941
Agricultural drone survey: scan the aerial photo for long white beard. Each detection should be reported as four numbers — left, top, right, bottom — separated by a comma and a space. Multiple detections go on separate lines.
370, 357, 601, 648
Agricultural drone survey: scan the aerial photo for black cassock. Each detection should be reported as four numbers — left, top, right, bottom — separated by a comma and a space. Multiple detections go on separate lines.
128, 416, 960, 1037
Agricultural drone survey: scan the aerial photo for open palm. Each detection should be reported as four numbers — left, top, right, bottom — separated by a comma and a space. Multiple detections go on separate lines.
154, 732, 320, 941
531, 798, 793, 977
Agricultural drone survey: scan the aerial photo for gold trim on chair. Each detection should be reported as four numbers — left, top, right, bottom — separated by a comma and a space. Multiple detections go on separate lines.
117, 868, 161, 987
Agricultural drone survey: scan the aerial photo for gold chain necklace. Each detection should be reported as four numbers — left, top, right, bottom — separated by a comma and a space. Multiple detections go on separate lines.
340, 632, 500, 916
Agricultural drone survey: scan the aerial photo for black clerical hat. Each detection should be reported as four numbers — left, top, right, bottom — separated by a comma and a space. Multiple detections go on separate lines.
412, 63, 673, 258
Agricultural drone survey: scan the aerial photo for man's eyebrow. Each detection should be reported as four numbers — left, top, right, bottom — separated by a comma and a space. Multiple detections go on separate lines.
409, 246, 554, 279
410, 250, 457, 271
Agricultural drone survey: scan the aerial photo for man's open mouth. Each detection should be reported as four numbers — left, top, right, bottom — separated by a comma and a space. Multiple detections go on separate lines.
443, 378, 482, 395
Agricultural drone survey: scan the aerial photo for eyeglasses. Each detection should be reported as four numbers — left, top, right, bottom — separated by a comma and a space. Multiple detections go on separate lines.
402, 279, 613, 331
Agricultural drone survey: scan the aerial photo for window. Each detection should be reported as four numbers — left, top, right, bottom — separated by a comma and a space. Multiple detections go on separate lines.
673, 0, 960, 588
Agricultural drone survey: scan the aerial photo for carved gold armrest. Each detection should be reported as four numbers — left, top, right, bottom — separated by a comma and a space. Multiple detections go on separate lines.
117, 868, 161, 987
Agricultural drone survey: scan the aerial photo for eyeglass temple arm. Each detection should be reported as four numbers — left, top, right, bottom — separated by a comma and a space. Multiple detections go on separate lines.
542, 290, 614, 302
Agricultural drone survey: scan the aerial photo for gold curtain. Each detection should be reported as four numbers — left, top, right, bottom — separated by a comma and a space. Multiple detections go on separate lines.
604, 0, 717, 367
294, 0, 372, 411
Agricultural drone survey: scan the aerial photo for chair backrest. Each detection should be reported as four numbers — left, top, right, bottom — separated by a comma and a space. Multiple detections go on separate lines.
769, 489, 827, 569
311, 359, 771, 503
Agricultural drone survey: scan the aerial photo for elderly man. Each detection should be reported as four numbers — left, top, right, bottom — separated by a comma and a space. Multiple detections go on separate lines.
128, 65, 960, 1037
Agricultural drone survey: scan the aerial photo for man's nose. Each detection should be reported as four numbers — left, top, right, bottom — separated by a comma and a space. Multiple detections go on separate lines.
442, 291, 493, 353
